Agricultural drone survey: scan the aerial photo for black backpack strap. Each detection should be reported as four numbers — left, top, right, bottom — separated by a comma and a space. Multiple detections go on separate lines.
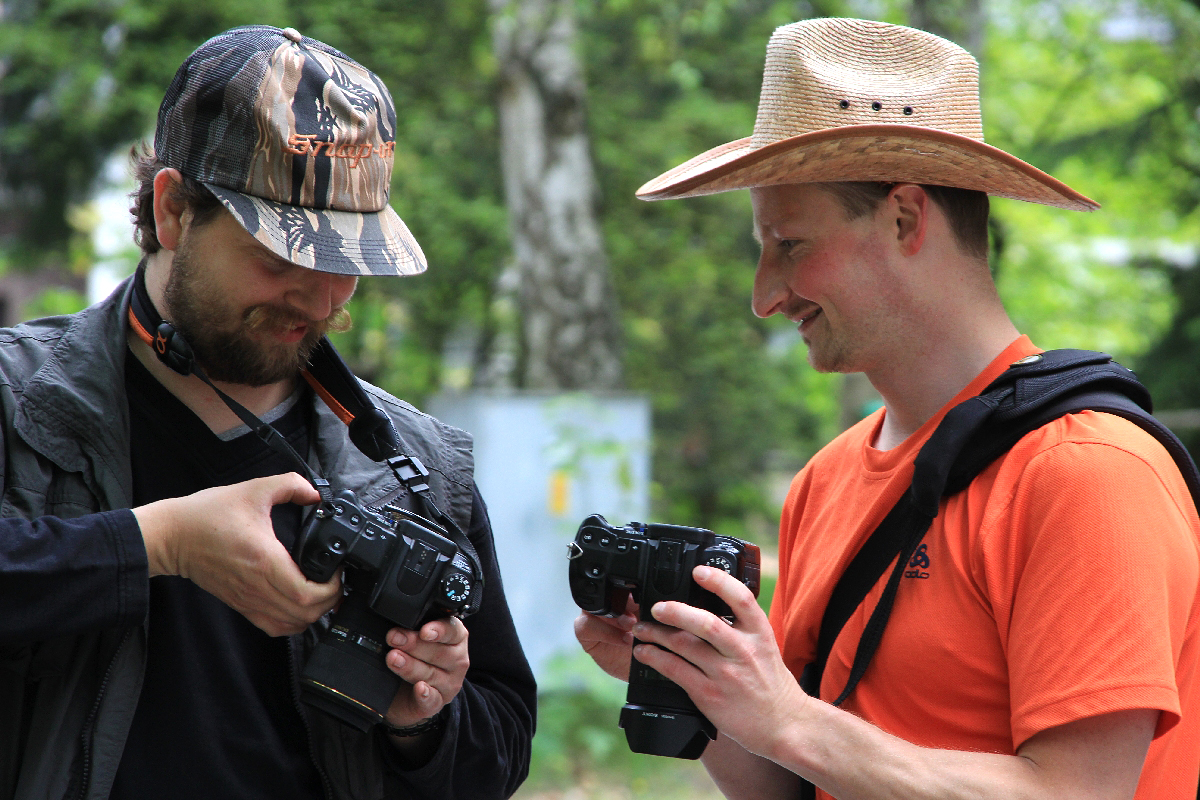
800, 391, 998, 699
801, 349, 1199, 705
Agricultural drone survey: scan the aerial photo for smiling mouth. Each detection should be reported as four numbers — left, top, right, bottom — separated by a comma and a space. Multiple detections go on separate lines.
278, 323, 308, 343
793, 307, 822, 330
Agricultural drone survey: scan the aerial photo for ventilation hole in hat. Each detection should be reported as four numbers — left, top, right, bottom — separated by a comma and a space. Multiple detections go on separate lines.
839, 99, 850, 109
903, 106, 914, 115
871, 101, 883, 111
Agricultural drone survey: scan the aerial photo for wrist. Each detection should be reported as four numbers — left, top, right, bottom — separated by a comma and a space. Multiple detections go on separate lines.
382, 706, 447, 738
133, 499, 177, 578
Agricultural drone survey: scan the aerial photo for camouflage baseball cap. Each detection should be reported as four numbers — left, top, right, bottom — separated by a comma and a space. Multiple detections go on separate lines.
154, 25, 426, 276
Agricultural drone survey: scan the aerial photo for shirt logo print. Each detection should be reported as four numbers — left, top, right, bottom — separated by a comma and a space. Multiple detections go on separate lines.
904, 543, 931, 579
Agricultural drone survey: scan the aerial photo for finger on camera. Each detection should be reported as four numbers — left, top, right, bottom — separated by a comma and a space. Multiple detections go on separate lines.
414, 680, 447, 711
264, 569, 339, 625
573, 614, 633, 652
647, 603, 737, 652
386, 649, 443, 688
389, 628, 469, 672
631, 638, 700, 688
581, 609, 635, 633
632, 617, 698, 655
420, 616, 467, 645
692, 565, 759, 614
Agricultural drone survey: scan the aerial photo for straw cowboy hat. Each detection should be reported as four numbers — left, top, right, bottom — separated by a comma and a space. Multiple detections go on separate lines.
636, 17, 1098, 211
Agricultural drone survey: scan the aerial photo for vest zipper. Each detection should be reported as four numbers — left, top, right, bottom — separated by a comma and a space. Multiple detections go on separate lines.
74, 627, 134, 800
289, 634, 334, 800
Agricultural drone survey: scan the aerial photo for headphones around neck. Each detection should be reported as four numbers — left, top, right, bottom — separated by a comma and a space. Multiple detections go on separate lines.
126, 265, 401, 462
126, 264, 486, 612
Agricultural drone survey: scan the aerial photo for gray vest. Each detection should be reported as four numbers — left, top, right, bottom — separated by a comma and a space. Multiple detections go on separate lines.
0, 278, 475, 799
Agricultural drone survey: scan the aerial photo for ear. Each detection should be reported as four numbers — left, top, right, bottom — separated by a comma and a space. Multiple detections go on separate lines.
152, 168, 187, 252
888, 183, 929, 257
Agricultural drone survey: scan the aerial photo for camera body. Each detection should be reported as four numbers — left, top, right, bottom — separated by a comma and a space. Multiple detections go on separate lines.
567, 514, 761, 759
294, 488, 477, 730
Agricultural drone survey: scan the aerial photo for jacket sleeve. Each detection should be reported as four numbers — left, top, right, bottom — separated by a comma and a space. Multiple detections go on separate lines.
0, 509, 148, 645
382, 484, 537, 799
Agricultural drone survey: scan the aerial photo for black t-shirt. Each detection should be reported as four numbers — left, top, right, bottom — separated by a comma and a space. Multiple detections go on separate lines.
110, 355, 324, 798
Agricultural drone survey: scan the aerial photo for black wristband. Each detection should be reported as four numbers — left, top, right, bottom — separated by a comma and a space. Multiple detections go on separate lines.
382, 709, 445, 738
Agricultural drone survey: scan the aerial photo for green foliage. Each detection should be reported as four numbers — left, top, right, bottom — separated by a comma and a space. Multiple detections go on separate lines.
290, 0, 511, 402
0, 0, 293, 248
982, 0, 1200, 460
518, 651, 724, 800
5, 0, 1200, 571
1137, 261, 1200, 455
22, 286, 88, 319
580, 0, 850, 536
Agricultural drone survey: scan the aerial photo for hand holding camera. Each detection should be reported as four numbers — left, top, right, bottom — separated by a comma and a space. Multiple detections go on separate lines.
383, 617, 470, 725
567, 514, 761, 759
293, 487, 481, 731
573, 592, 638, 682
134, 472, 341, 637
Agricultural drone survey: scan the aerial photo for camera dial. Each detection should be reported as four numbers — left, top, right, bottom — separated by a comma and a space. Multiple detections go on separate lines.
701, 543, 741, 574
442, 574, 472, 603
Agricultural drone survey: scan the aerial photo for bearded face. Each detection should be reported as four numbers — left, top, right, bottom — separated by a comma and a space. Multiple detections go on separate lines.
163, 231, 351, 387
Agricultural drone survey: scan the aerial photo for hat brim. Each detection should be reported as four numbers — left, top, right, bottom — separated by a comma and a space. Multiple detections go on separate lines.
635, 124, 1099, 211
205, 184, 428, 276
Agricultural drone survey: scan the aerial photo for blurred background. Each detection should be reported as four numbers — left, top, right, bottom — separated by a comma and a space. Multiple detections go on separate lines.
2, 0, 1198, 796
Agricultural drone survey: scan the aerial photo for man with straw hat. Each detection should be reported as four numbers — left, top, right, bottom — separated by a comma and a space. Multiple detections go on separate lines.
575, 17, 1199, 798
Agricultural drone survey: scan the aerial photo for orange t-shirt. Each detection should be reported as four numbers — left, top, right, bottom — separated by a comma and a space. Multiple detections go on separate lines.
770, 336, 1200, 797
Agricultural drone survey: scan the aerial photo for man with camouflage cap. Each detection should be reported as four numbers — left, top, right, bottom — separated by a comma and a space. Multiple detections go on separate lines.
0, 26, 534, 799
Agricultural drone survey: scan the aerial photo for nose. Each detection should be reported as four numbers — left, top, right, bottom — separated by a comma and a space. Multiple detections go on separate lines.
288, 271, 357, 320
751, 252, 786, 319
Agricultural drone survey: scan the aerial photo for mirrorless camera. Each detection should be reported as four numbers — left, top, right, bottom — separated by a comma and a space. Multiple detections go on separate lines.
566, 514, 761, 759
294, 488, 478, 730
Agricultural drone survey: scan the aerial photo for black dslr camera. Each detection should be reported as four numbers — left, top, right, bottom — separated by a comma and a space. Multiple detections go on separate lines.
566, 514, 761, 759
294, 488, 478, 730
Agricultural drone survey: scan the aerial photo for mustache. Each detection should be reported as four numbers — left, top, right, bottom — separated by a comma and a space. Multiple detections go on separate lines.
243, 304, 352, 337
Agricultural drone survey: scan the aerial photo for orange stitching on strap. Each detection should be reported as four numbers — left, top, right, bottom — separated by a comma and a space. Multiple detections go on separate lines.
127, 307, 155, 347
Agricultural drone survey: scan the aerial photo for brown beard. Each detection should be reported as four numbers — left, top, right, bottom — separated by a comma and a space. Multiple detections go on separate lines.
164, 237, 351, 387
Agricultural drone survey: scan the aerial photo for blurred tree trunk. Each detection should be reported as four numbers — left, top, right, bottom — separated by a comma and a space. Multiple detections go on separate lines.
485, 0, 623, 390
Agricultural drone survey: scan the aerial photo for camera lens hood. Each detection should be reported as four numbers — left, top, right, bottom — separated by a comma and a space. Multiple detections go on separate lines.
619, 703, 717, 760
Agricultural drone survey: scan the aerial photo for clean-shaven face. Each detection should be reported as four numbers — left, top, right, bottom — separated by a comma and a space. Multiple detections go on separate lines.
750, 183, 902, 374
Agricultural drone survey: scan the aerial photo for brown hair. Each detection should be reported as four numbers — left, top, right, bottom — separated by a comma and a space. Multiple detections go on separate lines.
817, 182, 990, 261
129, 143, 224, 255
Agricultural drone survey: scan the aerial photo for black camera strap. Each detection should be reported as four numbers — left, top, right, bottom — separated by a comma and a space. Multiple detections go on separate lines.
796, 350, 1200, 800
126, 266, 484, 602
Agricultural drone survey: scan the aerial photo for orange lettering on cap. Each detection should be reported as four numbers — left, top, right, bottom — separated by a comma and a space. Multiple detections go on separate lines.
350, 143, 373, 167
284, 133, 317, 155
285, 132, 389, 167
